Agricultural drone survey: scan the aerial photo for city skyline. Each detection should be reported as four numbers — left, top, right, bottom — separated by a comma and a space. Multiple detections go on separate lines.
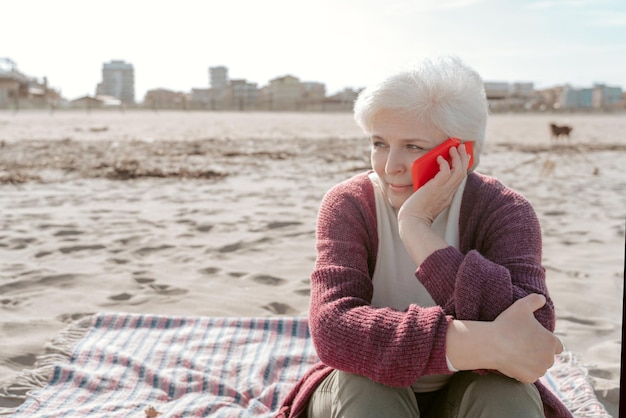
5, 0, 626, 100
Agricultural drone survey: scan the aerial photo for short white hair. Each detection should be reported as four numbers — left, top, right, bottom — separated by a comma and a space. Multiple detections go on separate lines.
354, 56, 488, 168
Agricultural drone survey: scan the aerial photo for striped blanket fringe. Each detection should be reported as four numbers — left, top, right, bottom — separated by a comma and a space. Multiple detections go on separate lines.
543, 351, 613, 417
0, 315, 94, 415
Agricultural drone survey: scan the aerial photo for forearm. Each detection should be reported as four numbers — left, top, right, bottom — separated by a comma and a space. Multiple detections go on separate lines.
417, 247, 555, 328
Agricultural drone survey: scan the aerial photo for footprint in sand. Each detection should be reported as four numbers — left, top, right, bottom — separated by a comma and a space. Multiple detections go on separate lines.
0, 297, 21, 308
199, 267, 220, 275
39, 273, 79, 287
109, 292, 133, 301
149, 283, 188, 296
59, 244, 106, 254
133, 276, 156, 284
195, 224, 214, 233
133, 245, 175, 256
218, 237, 272, 253
56, 312, 93, 323
109, 258, 131, 264
8, 237, 38, 250
265, 221, 302, 230
53, 230, 84, 237
558, 315, 616, 333
262, 302, 298, 315
9, 353, 37, 367
251, 274, 287, 286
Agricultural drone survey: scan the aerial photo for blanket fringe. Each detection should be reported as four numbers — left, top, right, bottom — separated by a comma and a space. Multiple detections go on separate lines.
550, 351, 613, 417
0, 314, 95, 415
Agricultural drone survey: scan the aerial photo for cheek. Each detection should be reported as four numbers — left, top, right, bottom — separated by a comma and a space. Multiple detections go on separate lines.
370, 151, 386, 174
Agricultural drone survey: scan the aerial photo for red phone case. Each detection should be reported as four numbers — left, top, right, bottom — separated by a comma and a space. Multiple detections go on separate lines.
411, 138, 474, 191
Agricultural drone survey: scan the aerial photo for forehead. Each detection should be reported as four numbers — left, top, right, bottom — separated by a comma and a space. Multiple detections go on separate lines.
370, 109, 445, 140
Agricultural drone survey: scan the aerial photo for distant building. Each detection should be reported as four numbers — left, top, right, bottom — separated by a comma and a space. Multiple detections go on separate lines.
223, 79, 258, 110
299, 81, 326, 111
70, 94, 122, 110
484, 81, 535, 111
259, 75, 301, 111
209, 66, 228, 90
484, 82, 509, 100
144, 88, 189, 110
190, 88, 215, 110
97, 60, 135, 104
0, 57, 61, 109
557, 83, 623, 110
559, 86, 593, 109
592, 84, 623, 108
0, 58, 22, 108
323, 87, 360, 112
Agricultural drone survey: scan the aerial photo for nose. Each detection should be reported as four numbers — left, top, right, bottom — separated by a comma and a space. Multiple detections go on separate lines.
385, 147, 407, 175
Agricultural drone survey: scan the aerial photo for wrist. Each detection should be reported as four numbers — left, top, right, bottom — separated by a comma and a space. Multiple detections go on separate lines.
397, 208, 433, 227
397, 214, 432, 242
446, 319, 498, 371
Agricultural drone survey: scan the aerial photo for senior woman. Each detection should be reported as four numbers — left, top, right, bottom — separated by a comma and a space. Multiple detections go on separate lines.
277, 56, 570, 418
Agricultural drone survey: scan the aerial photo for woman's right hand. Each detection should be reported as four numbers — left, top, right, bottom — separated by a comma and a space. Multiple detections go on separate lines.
446, 294, 563, 383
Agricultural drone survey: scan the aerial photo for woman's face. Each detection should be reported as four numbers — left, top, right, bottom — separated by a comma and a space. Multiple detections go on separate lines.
370, 109, 448, 209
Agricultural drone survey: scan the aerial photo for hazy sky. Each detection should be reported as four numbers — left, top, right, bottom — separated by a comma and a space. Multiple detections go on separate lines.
5, 0, 625, 100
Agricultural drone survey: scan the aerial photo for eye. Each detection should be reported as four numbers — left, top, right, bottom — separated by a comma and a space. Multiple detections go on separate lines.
407, 144, 425, 151
371, 140, 386, 148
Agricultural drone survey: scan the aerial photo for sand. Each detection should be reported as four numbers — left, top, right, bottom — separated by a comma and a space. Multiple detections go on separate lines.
0, 110, 623, 415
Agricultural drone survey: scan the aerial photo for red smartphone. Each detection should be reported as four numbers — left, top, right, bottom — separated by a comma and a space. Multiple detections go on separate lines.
411, 137, 474, 191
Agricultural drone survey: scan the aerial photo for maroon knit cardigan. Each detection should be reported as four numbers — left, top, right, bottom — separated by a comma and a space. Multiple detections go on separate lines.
277, 171, 572, 418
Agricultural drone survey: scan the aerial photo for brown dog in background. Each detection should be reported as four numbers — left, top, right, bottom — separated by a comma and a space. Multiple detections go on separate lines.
550, 123, 573, 141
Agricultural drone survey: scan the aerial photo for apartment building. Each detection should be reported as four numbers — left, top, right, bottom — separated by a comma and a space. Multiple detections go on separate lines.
258, 75, 301, 111
209, 66, 228, 91
558, 84, 623, 110
223, 79, 259, 110
144, 88, 189, 110
0, 57, 60, 109
97, 60, 135, 104
484, 81, 536, 111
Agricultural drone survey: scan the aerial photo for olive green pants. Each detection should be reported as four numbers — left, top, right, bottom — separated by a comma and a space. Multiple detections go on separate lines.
307, 370, 544, 418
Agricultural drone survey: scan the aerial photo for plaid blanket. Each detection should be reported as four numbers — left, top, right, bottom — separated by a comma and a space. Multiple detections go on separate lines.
1, 313, 611, 417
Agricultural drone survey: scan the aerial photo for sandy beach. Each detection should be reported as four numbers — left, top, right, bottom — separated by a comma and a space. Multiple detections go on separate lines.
0, 110, 623, 416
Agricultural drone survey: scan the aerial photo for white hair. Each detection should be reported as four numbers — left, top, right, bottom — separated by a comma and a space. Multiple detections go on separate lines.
353, 56, 488, 168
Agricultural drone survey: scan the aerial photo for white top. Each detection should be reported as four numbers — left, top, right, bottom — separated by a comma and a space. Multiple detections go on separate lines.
368, 172, 466, 392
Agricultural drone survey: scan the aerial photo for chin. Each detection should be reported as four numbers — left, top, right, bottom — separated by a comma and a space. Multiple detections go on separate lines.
386, 195, 408, 210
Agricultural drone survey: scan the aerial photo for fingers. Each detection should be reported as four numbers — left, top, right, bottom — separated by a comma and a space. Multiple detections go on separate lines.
515, 293, 547, 314
446, 144, 470, 176
518, 294, 564, 357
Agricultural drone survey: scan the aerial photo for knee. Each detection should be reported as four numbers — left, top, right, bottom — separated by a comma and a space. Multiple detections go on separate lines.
335, 371, 406, 401
469, 373, 537, 397
451, 372, 543, 417
334, 371, 419, 416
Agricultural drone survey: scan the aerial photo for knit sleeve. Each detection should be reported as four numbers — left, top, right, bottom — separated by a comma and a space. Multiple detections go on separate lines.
308, 174, 452, 388
415, 174, 555, 331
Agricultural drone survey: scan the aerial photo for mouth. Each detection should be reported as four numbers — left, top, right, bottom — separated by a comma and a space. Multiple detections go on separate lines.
387, 183, 413, 193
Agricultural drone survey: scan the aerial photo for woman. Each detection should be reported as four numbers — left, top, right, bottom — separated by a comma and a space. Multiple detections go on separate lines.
277, 56, 570, 417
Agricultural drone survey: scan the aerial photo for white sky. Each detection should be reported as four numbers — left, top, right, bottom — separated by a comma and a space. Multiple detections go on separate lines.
4, 0, 626, 100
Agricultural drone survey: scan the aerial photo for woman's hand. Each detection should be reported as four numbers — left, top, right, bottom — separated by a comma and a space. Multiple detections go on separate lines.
397, 144, 471, 266
490, 294, 563, 382
397, 143, 471, 227
446, 294, 563, 383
